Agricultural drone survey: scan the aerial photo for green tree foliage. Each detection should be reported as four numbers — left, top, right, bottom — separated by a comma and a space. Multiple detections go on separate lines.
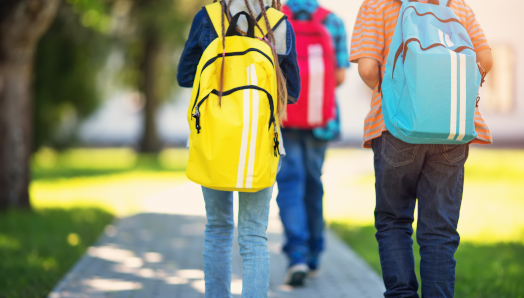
33, 0, 207, 151
34, 0, 112, 150
121, 0, 207, 152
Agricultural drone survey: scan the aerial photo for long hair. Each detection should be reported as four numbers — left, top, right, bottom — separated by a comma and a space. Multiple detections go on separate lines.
214, 0, 287, 122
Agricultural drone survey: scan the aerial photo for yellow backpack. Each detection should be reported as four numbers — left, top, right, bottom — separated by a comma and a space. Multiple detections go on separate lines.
186, 3, 286, 192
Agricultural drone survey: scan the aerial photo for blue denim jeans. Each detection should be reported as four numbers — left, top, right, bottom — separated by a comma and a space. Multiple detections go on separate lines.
202, 186, 273, 298
372, 131, 469, 298
276, 129, 328, 266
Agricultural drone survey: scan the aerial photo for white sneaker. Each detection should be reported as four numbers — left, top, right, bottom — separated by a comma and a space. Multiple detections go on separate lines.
283, 263, 308, 287
307, 269, 319, 278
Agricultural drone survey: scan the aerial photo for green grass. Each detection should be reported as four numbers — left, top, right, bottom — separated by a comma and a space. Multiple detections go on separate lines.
330, 148, 524, 298
31, 148, 189, 215
1, 147, 189, 298
4, 147, 522, 297
32, 147, 188, 181
0, 208, 113, 298
331, 222, 524, 298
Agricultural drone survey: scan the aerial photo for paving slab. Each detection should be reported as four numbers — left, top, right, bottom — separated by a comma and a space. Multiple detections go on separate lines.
49, 180, 384, 298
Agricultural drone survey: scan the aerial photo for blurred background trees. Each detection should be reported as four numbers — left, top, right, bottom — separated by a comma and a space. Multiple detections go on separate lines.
1, 0, 206, 209
121, 0, 193, 152
34, 0, 111, 151
35, 0, 205, 151
0, 0, 60, 209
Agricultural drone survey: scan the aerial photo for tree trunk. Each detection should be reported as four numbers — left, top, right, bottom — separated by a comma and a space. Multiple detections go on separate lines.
139, 29, 161, 153
0, 0, 60, 210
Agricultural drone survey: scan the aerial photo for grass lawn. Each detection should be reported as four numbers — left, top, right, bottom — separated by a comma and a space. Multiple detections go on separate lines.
0, 208, 113, 298
0, 148, 188, 298
330, 148, 524, 298
2, 147, 523, 297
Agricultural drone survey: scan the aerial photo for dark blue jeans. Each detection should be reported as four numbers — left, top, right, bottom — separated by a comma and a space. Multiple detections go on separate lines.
276, 129, 328, 266
372, 132, 469, 298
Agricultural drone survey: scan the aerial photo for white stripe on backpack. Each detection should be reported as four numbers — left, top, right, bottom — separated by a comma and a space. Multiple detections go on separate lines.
236, 64, 260, 189
448, 50, 458, 140
245, 64, 259, 189
457, 53, 466, 141
445, 34, 454, 47
438, 29, 454, 48
439, 29, 446, 46
236, 65, 252, 188
447, 50, 467, 141
308, 44, 325, 126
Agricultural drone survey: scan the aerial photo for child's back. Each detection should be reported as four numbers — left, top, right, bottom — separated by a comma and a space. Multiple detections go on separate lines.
350, 0, 492, 148
177, 0, 301, 101
176, 1, 300, 296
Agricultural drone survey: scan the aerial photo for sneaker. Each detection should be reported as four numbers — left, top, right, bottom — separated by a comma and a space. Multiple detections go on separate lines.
284, 263, 308, 287
307, 255, 320, 278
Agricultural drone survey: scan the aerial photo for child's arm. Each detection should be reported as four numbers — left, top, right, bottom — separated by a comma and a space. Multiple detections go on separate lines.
177, 11, 206, 88
463, 4, 492, 75
324, 13, 351, 87
476, 48, 493, 75
349, 1, 385, 91
279, 21, 301, 103
357, 58, 380, 90
336, 69, 346, 87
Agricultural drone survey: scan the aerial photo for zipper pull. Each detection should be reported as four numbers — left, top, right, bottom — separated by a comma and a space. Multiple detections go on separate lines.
192, 108, 201, 134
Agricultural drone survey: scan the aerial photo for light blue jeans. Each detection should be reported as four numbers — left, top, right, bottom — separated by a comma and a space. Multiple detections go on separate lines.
202, 185, 274, 298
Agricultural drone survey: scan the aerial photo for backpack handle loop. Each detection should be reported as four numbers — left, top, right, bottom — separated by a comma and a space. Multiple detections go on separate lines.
398, 0, 452, 7
226, 11, 255, 38
311, 7, 331, 23
292, 10, 311, 20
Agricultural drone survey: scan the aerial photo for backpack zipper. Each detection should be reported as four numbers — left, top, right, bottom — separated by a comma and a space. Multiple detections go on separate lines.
191, 85, 280, 156
191, 48, 274, 117
391, 38, 474, 78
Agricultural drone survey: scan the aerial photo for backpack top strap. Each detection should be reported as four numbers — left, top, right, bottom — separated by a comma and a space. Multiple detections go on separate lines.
311, 7, 331, 23
399, 0, 452, 7
204, 2, 286, 40
254, 7, 286, 38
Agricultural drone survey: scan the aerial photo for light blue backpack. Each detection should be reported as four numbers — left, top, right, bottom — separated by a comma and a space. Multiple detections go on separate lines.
381, 0, 482, 144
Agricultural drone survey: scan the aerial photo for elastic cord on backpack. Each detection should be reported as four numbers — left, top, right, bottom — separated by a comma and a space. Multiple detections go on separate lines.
273, 121, 280, 157
476, 94, 480, 108
477, 62, 486, 87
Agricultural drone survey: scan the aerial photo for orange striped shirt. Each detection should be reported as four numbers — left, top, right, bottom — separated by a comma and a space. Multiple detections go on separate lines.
350, 0, 492, 148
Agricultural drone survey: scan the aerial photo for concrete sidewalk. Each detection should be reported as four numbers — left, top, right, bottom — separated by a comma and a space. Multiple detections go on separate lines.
49, 180, 384, 298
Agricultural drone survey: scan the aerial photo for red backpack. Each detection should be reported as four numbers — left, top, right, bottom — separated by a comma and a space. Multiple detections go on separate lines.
282, 6, 337, 129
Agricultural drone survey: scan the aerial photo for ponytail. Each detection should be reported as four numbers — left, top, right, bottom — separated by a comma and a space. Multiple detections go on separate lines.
257, 0, 287, 122
214, 0, 227, 106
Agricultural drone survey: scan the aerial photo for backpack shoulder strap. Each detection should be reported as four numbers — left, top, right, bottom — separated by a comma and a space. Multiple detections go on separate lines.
204, 2, 230, 40
254, 8, 287, 38
311, 7, 331, 23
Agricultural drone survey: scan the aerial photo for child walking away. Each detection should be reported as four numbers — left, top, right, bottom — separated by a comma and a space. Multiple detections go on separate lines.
351, 0, 493, 297
276, 0, 350, 287
177, 0, 300, 297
